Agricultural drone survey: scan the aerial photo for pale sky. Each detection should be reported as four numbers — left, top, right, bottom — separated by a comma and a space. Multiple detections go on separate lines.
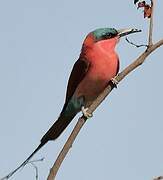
0, 0, 163, 180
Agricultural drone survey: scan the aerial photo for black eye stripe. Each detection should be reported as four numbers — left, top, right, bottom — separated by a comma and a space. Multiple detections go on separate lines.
102, 32, 113, 38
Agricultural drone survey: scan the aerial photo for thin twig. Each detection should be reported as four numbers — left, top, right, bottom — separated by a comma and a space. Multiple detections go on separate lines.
0, 158, 44, 180
29, 158, 44, 180
148, 0, 154, 46
28, 158, 45, 164
30, 163, 39, 180
125, 37, 148, 48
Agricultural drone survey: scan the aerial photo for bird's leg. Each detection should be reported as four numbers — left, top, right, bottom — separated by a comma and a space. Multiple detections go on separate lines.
111, 76, 119, 88
81, 106, 93, 119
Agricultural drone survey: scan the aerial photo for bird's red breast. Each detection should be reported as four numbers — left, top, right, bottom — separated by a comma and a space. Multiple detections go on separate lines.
84, 35, 119, 79
73, 34, 120, 107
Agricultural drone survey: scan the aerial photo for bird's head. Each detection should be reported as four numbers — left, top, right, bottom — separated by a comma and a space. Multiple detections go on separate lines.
92, 27, 141, 41
83, 27, 141, 49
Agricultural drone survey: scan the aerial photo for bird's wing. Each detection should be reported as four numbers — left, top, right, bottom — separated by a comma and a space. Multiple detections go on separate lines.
62, 58, 90, 112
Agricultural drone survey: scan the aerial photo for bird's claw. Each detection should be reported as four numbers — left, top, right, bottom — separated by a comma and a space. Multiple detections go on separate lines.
81, 106, 93, 119
111, 77, 119, 88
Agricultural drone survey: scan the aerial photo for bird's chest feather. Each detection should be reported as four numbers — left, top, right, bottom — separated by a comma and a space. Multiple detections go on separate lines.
74, 41, 119, 105
87, 43, 119, 81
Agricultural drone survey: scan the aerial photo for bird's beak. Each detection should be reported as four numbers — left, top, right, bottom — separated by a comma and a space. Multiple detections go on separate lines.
117, 28, 141, 37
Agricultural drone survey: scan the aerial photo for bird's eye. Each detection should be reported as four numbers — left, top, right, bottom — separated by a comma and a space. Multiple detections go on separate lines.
102, 32, 111, 39
106, 32, 112, 37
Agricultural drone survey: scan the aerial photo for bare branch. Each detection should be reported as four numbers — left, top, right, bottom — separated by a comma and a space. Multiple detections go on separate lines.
0, 158, 44, 180
47, 39, 163, 180
148, 0, 154, 46
28, 158, 44, 180
28, 158, 45, 164
30, 163, 39, 180
125, 37, 148, 48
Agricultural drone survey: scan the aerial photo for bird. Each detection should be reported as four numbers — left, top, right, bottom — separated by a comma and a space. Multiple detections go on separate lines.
1, 27, 141, 180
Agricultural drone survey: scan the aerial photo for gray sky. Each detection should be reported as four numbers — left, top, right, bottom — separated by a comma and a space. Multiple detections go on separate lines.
0, 0, 163, 180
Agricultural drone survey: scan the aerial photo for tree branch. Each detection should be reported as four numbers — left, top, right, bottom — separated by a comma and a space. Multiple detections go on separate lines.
125, 37, 148, 48
148, 0, 154, 46
47, 1, 163, 179
47, 40, 163, 180
28, 158, 44, 180
30, 162, 39, 180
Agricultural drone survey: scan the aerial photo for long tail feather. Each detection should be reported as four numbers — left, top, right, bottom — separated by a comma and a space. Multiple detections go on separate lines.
41, 113, 76, 143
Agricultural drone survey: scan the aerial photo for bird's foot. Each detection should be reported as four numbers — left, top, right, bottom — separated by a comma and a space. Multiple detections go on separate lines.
81, 106, 93, 119
111, 77, 119, 88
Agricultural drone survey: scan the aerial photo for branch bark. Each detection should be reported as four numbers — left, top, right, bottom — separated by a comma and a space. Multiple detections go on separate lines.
148, 0, 154, 46
47, 1, 163, 179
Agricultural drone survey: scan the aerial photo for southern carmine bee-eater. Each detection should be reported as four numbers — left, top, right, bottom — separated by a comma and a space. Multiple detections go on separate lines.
2, 27, 141, 179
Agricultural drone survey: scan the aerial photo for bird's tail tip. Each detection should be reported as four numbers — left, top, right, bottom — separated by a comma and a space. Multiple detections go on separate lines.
0, 143, 45, 180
